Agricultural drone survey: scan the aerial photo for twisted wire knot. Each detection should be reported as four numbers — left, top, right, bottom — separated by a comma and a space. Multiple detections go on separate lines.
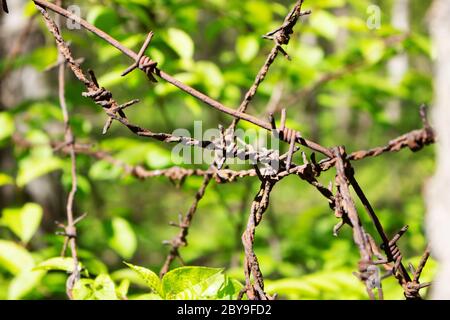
121, 31, 158, 82
274, 29, 291, 46
404, 281, 421, 299
278, 126, 298, 143
137, 55, 157, 78
82, 87, 113, 108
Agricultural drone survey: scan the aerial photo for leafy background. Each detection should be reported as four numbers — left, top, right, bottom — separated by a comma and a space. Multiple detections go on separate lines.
0, 0, 436, 299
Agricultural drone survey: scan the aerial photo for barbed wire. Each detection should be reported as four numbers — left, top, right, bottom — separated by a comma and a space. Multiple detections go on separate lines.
5, 0, 435, 300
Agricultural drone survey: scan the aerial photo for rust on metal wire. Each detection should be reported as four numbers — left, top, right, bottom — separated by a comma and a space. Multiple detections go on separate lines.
17, 0, 436, 300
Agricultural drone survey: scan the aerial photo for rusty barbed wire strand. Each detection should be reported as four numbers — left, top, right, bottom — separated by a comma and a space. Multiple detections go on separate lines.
35, 5, 222, 157
12, 133, 259, 183
31, 0, 333, 158
240, 178, 277, 300
228, 0, 310, 132
51, 0, 83, 299
315, 112, 436, 171
13, 107, 434, 186
349, 105, 435, 161
272, 34, 410, 114
159, 174, 213, 277
17, 0, 436, 300
346, 170, 421, 299
333, 146, 382, 300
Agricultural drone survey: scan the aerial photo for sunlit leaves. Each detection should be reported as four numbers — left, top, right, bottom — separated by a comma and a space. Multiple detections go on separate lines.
17, 156, 62, 188
0, 240, 45, 299
309, 11, 339, 40
166, 28, 194, 60
265, 270, 368, 300
34, 257, 82, 273
125, 264, 243, 300
145, 146, 172, 169
163, 267, 234, 300
313, 0, 346, 9
89, 160, 123, 181
337, 16, 369, 33
92, 274, 118, 300
124, 262, 162, 296
0, 203, 43, 243
8, 269, 45, 300
86, 6, 119, 33
22, 47, 58, 72
116, 279, 130, 299
107, 217, 137, 260
2, 0, 437, 302
293, 44, 324, 67
0, 173, 13, 187
244, 1, 273, 29
0, 112, 14, 142
361, 39, 386, 64
195, 61, 225, 98
72, 274, 118, 300
97, 68, 128, 88
0, 240, 34, 275
236, 36, 260, 63
72, 279, 95, 300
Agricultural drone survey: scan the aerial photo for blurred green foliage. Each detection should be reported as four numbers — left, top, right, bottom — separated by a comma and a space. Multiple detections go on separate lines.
0, 0, 436, 299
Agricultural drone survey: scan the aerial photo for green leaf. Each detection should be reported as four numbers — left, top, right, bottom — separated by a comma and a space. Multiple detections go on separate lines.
244, 1, 273, 27
130, 293, 163, 300
236, 35, 260, 63
195, 61, 225, 98
8, 270, 46, 300
124, 262, 163, 297
16, 156, 63, 188
0, 112, 14, 141
89, 160, 123, 181
0, 173, 14, 187
145, 146, 172, 169
162, 266, 226, 300
93, 274, 118, 300
0, 203, 43, 243
361, 39, 386, 64
309, 10, 339, 40
294, 45, 324, 67
34, 257, 82, 273
86, 6, 119, 33
217, 277, 244, 300
29, 47, 58, 72
72, 279, 95, 300
111, 268, 149, 287
97, 68, 125, 88
0, 240, 35, 275
116, 279, 130, 300
166, 28, 194, 60
72, 275, 118, 300
108, 217, 137, 259
315, 0, 345, 8
265, 278, 320, 299
265, 271, 368, 300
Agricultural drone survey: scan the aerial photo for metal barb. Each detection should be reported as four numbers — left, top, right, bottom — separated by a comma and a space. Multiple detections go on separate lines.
121, 31, 157, 82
